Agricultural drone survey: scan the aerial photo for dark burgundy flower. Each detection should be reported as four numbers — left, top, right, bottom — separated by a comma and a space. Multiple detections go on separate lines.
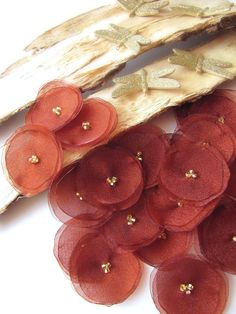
103, 195, 160, 252
111, 124, 168, 188
69, 232, 142, 305
147, 186, 220, 232
49, 164, 112, 227
75, 146, 144, 210
159, 144, 230, 205
198, 198, 236, 274
136, 229, 192, 267
151, 255, 228, 314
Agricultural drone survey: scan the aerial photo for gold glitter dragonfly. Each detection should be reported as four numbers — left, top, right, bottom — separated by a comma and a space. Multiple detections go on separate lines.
170, 0, 233, 17
112, 67, 180, 98
95, 24, 150, 55
169, 49, 234, 80
117, 0, 169, 16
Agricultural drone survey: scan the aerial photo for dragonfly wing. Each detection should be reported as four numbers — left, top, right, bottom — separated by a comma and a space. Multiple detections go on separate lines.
147, 77, 180, 89
113, 74, 141, 85
205, 57, 232, 68
135, 0, 169, 16
117, 0, 137, 11
202, 60, 234, 80
148, 66, 175, 80
125, 38, 141, 54
112, 85, 141, 98
95, 30, 122, 43
131, 35, 150, 45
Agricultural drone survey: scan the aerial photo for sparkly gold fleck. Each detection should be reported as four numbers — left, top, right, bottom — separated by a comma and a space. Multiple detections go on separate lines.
170, 4, 205, 17
101, 262, 111, 274
136, 151, 143, 161
177, 201, 183, 208
52, 106, 62, 116
218, 116, 225, 124
180, 283, 194, 295
112, 67, 180, 98
76, 192, 83, 201
107, 176, 118, 186
169, 49, 234, 80
232, 235, 236, 242
127, 214, 136, 226
28, 155, 40, 164
158, 230, 167, 240
117, 0, 169, 16
185, 170, 198, 179
95, 24, 150, 55
82, 122, 91, 130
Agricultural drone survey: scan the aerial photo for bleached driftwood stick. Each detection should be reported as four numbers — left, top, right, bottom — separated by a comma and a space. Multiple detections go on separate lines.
0, 3, 236, 123
1, 29, 236, 214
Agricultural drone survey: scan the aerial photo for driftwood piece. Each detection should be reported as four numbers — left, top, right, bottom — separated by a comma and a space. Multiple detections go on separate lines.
1, 29, 236, 214
0, 3, 236, 123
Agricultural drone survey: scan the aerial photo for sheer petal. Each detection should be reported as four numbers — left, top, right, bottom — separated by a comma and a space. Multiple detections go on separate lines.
4, 125, 63, 196
26, 82, 83, 131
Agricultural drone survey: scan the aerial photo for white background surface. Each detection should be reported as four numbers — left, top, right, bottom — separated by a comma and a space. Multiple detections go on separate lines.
0, 1, 236, 314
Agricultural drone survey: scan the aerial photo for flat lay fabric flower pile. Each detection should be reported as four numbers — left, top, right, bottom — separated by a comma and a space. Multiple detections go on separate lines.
4, 78, 236, 312
2, 0, 236, 313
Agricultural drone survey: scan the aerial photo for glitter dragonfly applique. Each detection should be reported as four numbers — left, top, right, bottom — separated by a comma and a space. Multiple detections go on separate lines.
117, 0, 169, 16
112, 67, 180, 98
170, 0, 233, 17
95, 24, 150, 55
169, 49, 234, 80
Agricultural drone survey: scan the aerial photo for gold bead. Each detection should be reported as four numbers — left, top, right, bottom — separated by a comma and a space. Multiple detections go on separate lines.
232, 235, 236, 242
52, 106, 62, 116
106, 176, 118, 186
185, 169, 198, 179
76, 192, 83, 201
101, 262, 111, 274
158, 230, 167, 240
177, 201, 183, 208
218, 116, 225, 124
127, 214, 136, 226
180, 283, 194, 295
28, 155, 40, 164
136, 151, 143, 161
82, 122, 91, 130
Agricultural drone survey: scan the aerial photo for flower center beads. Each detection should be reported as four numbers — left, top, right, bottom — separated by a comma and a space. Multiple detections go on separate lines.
180, 283, 194, 295
136, 151, 143, 161
107, 176, 118, 186
82, 122, 91, 130
185, 169, 198, 179
232, 235, 236, 242
127, 214, 136, 226
101, 262, 112, 274
52, 106, 62, 116
28, 154, 40, 164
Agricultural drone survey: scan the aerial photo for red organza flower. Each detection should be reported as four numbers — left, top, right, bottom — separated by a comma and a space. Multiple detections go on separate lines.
176, 89, 236, 135
75, 146, 144, 210
26, 81, 83, 131
136, 228, 192, 267
159, 143, 230, 205
198, 198, 236, 274
56, 98, 117, 151
4, 125, 63, 196
103, 195, 160, 252
54, 220, 142, 306
111, 124, 169, 188
147, 186, 220, 231
173, 114, 236, 163
49, 164, 113, 227
151, 255, 228, 314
